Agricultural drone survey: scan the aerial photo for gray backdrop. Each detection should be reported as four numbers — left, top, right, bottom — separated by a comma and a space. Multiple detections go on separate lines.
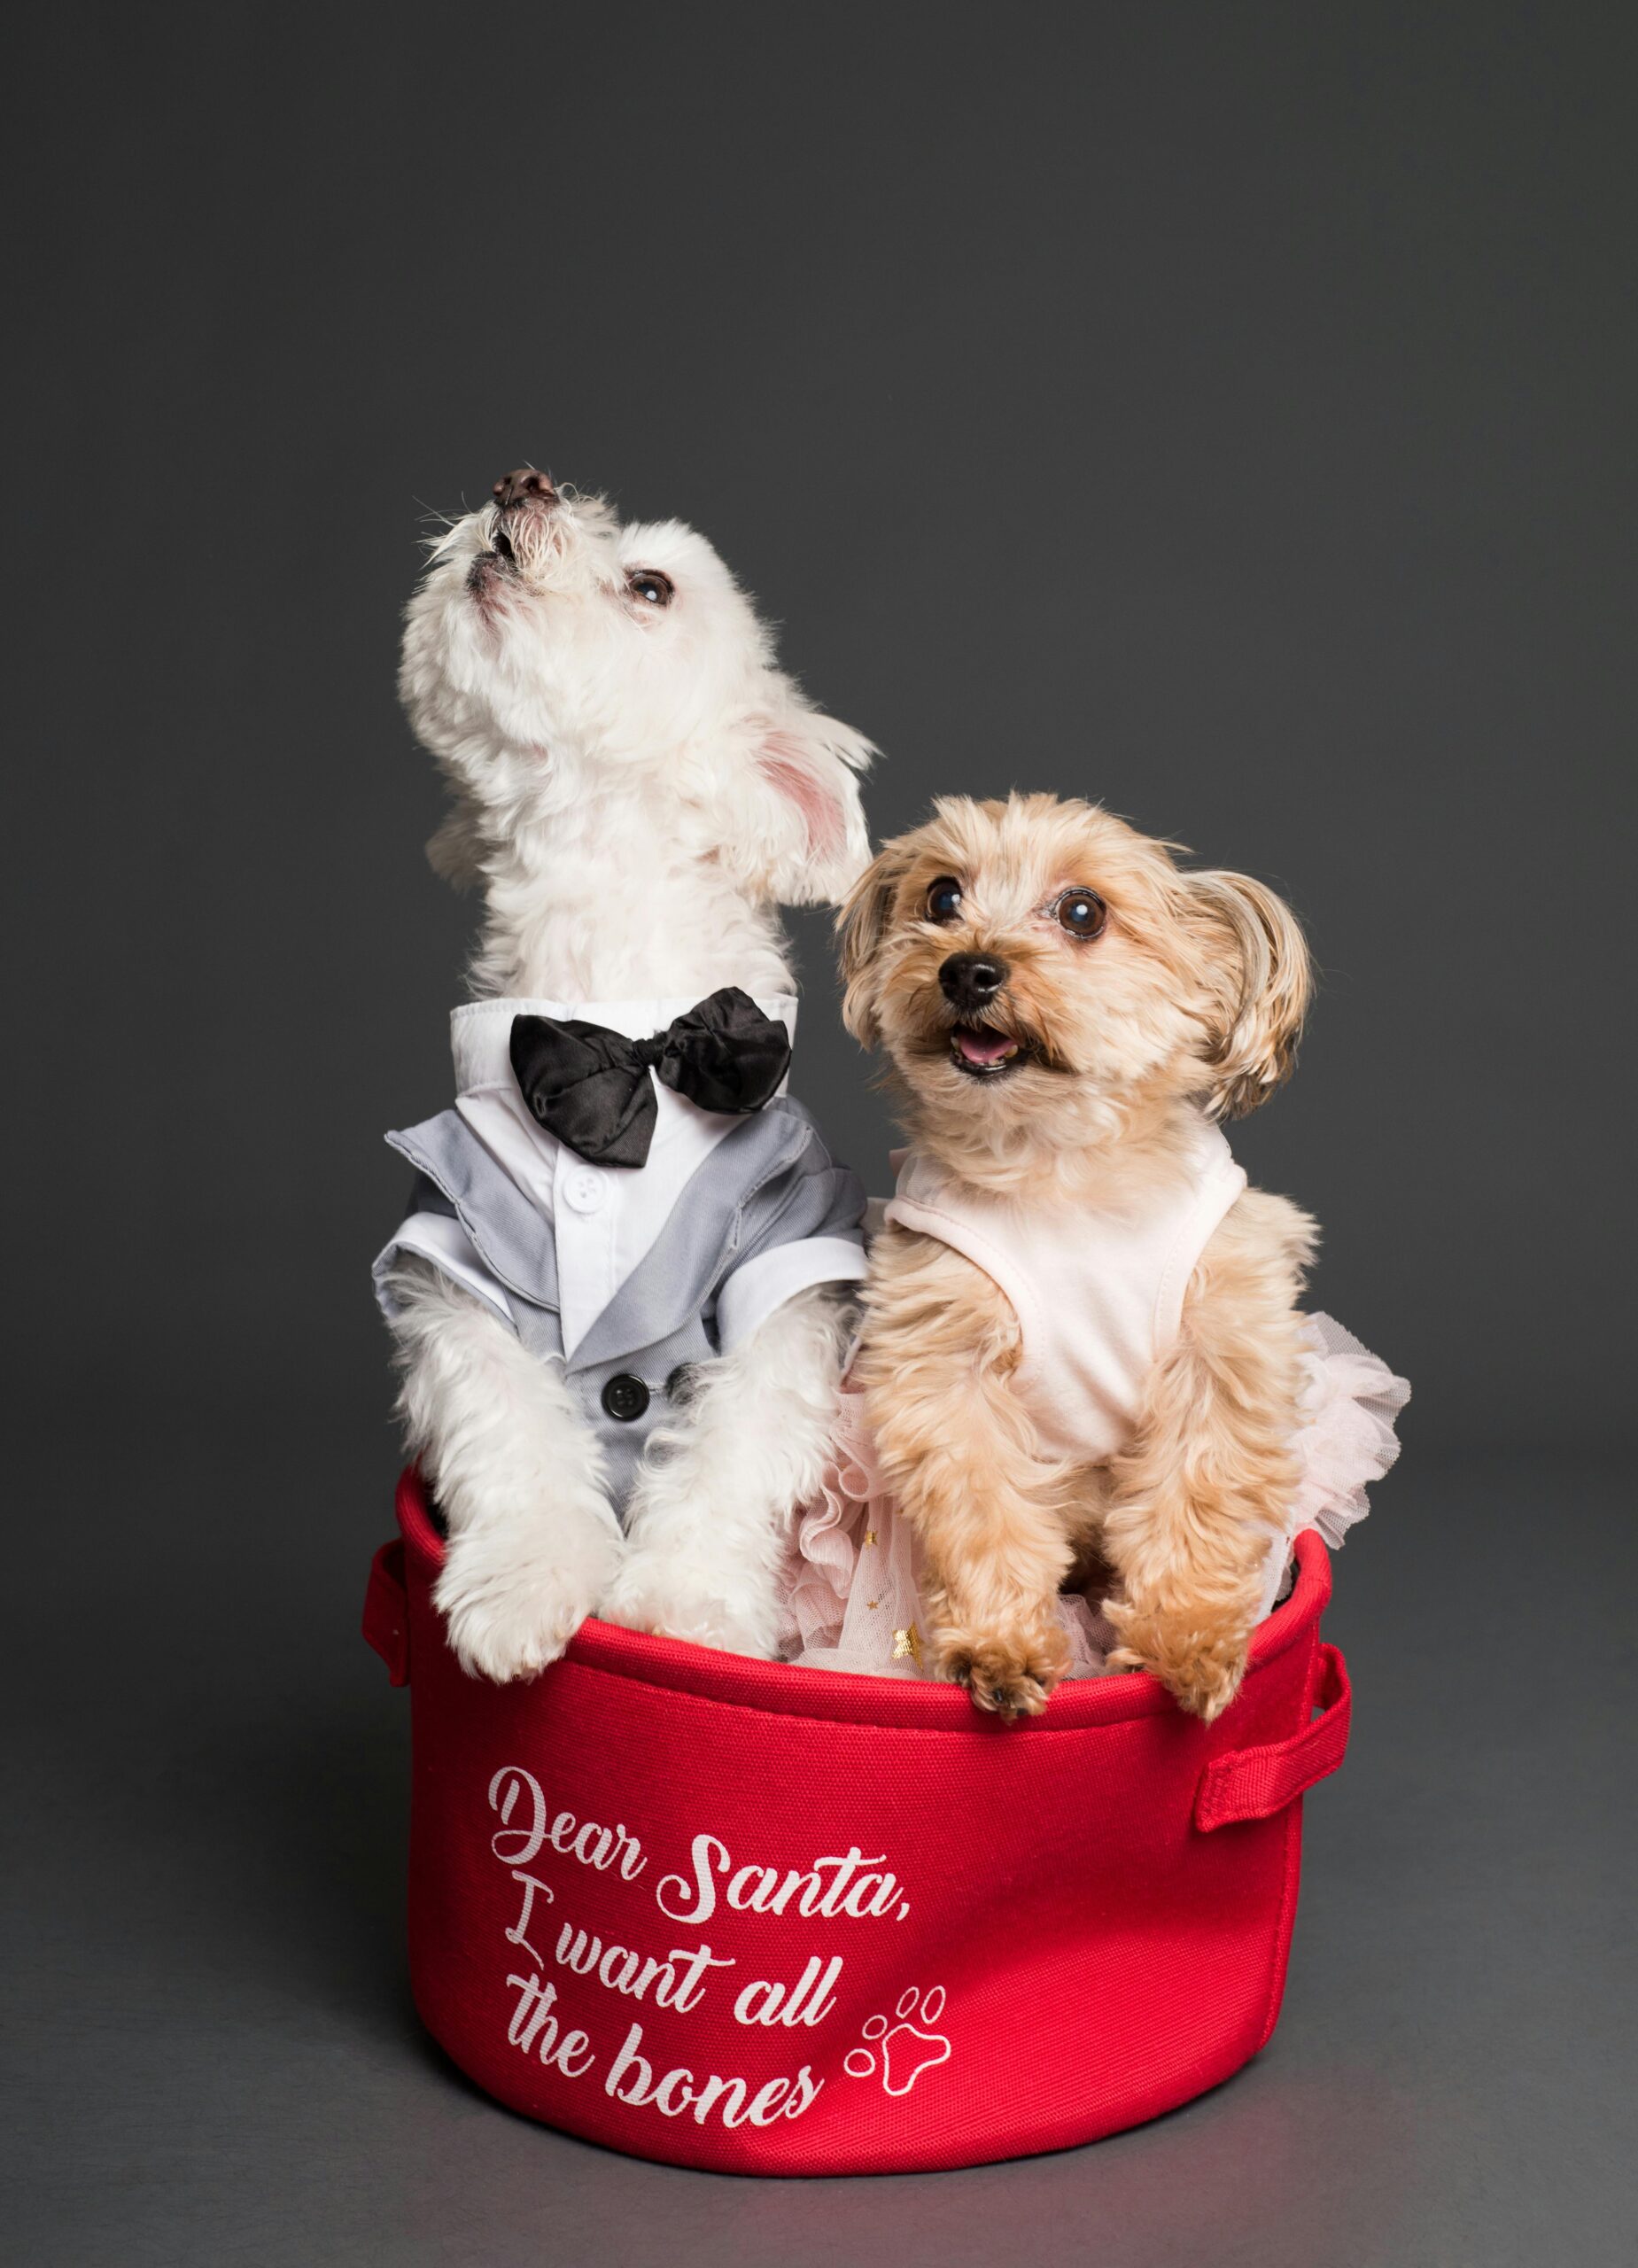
5, 6, 1634, 2265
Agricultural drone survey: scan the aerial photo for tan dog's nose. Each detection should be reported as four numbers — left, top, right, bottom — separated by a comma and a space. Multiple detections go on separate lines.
939, 953, 1008, 1012
493, 467, 557, 510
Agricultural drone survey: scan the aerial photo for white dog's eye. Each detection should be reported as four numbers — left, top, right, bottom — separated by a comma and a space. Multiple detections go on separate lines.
1053, 887, 1108, 939
628, 570, 675, 608
926, 876, 963, 924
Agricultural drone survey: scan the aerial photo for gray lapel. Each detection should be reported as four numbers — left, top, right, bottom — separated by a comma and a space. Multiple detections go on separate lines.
565, 1100, 814, 1373
385, 1112, 562, 1316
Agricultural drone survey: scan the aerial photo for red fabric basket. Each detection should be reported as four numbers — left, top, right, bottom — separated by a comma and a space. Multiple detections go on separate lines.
364, 1470, 1351, 2174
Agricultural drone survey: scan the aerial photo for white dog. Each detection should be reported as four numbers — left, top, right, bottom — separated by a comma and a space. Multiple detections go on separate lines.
378, 468, 875, 1681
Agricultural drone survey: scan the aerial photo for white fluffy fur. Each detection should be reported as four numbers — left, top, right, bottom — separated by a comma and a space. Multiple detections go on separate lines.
389, 472, 874, 1679
601, 1286, 855, 1657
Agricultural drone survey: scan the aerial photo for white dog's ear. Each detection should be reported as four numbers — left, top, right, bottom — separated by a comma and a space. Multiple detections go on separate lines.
1183, 870, 1314, 1119
425, 797, 486, 891
726, 702, 874, 907
836, 838, 913, 1046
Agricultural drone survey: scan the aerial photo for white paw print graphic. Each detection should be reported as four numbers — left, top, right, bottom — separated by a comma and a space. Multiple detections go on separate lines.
843, 1984, 951, 2095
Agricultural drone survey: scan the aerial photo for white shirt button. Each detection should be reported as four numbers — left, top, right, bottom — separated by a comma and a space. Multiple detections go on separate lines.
563, 1166, 607, 1215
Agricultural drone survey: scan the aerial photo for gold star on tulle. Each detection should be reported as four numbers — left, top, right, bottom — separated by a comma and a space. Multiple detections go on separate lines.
865, 1529, 878, 1549
892, 1624, 923, 1665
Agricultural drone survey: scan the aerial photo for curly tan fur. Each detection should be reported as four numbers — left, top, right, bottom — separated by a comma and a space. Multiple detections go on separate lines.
1098, 1191, 1316, 1715
844, 795, 1316, 1720
851, 1231, 1080, 1717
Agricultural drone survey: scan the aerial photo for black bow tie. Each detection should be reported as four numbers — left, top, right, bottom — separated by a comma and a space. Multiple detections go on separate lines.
508, 988, 794, 1168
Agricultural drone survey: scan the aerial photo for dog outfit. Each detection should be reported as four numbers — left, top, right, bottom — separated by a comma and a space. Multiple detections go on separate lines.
889, 1117, 1248, 1464
375, 992, 867, 1511
779, 1117, 1408, 1679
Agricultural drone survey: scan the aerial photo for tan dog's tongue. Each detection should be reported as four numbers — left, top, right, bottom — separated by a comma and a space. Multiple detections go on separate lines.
955, 1028, 1015, 1066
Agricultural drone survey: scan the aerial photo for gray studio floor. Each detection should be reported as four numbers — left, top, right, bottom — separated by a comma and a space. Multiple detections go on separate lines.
6, 1412, 1634, 2268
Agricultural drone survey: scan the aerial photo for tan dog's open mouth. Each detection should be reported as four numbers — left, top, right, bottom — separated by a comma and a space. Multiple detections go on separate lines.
949, 1022, 1031, 1078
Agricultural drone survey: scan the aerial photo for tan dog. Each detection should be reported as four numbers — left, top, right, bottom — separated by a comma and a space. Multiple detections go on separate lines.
840, 794, 1316, 1721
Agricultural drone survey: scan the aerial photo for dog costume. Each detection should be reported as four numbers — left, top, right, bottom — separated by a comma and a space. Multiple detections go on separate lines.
889, 1115, 1248, 1464
780, 1114, 1408, 1677
376, 992, 867, 1509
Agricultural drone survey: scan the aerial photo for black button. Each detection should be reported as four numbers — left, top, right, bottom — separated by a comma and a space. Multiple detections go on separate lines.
665, 1363, 699, 1405
601, 1373, 650, 1424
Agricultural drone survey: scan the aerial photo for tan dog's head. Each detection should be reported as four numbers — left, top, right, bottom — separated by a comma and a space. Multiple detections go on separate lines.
839, 794, 1311, 1169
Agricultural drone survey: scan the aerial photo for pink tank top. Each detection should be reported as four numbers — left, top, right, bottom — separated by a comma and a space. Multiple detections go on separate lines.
882, 1118, 1247, 1464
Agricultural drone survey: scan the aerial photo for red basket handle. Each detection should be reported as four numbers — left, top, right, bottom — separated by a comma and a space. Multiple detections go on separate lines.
362, 1538, 410, 1687
1193, 1642, 1351, 1831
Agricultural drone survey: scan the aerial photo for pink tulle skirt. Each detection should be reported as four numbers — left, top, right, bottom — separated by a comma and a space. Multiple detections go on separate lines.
775, 1312, 1409, 1682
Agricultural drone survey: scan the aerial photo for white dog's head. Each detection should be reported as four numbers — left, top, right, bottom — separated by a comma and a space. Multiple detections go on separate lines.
400, 468, 873, 908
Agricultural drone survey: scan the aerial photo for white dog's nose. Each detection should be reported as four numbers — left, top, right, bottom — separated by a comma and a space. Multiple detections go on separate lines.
493, 467, 557, 511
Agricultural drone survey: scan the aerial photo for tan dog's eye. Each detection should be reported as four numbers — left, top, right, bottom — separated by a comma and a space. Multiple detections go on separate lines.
1053, 888, 1107, 939
926, 876, 963, 924
628, 570, 674, 607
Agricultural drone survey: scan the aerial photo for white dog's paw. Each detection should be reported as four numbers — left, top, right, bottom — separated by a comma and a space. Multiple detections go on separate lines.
434, 1522, 621, 1683
600, 1550, 776, 1659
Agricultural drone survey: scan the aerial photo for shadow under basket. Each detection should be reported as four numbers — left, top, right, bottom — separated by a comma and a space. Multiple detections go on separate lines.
364, 1471, 1352, 2176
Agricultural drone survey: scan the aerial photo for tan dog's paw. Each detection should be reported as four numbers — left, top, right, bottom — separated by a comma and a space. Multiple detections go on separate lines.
936, 1618, 1071, 1721
1106, 1602, 1249, 1721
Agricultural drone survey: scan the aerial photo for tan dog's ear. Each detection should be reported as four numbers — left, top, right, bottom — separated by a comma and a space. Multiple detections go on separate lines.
1183, 870, 1313, 1119
836, 840, 912, 1046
